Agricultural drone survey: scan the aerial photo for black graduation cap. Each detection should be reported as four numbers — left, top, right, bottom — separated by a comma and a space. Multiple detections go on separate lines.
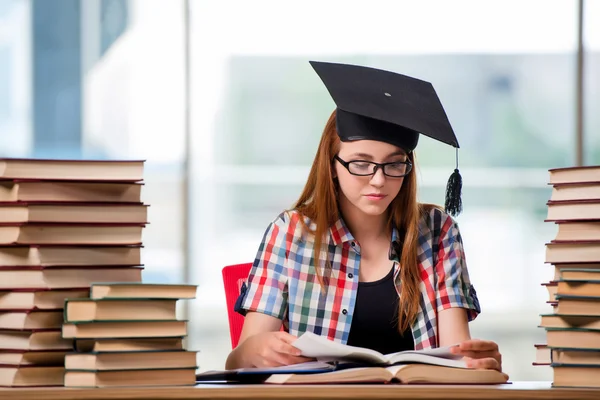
310, 60, 463, 216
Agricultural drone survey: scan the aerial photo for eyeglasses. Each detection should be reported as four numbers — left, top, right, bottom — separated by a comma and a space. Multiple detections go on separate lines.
334, 155, 412, 178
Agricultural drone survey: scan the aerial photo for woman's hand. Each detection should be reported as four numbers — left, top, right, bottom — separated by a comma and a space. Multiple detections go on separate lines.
241, 331, 315, 368
451, 339, 502, 371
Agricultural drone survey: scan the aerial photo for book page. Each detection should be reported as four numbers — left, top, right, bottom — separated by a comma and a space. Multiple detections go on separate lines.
385, 345, 464, 366
292, 332, 387, 364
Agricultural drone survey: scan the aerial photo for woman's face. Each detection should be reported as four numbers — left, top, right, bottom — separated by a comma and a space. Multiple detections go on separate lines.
334, 140, 408, 217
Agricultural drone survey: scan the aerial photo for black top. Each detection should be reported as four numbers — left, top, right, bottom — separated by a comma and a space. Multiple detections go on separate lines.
346, 265, 415, 355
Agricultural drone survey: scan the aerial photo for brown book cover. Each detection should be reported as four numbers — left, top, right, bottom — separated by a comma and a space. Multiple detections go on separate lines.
0, 203, 148, 224
0, 180, 143, 203
0, 158, 144, 182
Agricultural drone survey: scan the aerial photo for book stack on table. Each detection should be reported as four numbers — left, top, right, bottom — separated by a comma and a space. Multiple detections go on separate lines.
536, 165, 600, 388
62, 283, 198, 388
0, 158, 147, 387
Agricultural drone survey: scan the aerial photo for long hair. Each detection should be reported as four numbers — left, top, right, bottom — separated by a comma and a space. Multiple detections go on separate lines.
293, 110, 431, 332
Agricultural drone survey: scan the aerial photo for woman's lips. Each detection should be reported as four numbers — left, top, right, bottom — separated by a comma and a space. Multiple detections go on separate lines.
364, 194, 387, 201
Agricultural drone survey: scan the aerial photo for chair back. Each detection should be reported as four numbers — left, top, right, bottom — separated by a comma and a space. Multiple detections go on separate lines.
222, 262, 252, 348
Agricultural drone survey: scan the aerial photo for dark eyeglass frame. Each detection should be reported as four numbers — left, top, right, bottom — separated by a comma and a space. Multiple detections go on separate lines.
334, 155, 412, 178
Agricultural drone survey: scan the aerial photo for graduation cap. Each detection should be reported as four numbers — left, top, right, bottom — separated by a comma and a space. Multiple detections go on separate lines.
310, 60, 463, 216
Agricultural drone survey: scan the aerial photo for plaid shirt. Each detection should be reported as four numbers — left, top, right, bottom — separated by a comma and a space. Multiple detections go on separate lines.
236, 207, 480, 350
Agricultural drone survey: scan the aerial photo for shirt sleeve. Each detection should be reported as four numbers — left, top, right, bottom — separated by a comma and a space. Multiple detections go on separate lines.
235, 213, 289, 320
434, 214, 481, 321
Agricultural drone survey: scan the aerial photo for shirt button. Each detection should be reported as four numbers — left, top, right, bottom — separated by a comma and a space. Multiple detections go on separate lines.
350, 242, 356, 247
348, 273, 353, 279
342, 309, 348, 315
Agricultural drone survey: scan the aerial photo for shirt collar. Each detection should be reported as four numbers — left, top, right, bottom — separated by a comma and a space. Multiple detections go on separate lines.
328, 215, 401, 262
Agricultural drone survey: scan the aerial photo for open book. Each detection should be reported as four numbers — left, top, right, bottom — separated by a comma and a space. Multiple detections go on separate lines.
264, 363, 509, 384
195, 332, 509, 385
292, 331, 465, 368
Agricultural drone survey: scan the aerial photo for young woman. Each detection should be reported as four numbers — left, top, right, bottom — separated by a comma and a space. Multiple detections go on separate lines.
225, 62, 502, 372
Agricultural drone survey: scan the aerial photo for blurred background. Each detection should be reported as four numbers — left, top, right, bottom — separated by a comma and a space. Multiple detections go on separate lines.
1, 0, 599, 381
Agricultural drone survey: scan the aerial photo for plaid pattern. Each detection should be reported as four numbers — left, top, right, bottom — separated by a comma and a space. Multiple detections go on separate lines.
237, 207, 480, 350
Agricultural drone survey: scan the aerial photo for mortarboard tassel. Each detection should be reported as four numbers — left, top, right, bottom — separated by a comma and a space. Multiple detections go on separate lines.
445, 149, 462, 217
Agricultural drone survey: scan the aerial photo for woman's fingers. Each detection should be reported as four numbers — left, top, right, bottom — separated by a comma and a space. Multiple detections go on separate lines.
455, 339, 498, 352
465, 357, 501, 371
452, 349, 500, 360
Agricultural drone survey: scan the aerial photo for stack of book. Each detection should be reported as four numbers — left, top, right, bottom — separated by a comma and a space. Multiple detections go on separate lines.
0, 158, 146, 387
537, 165, 600, 388
62, 283, 198, 387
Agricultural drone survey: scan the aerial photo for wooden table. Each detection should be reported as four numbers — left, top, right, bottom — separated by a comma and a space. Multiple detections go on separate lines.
0, 381, 599, 399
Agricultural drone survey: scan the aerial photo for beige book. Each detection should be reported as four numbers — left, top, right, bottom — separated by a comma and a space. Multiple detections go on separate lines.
540, 314, 600, 330
0, 289, 89, 310
546, 200, 600, 221
551, 183, 600, 202
533, 344, 551, 365
558, 280, 600, 297
547, 329, 600, 349
64, 368, 196, 388
0, 267, 142, 290
553, 365, 600, 388
555, 297, 600, 316
90, 283, 197, 300
75, 337, 184, 353
0, 181, 142, 203
0, 158, 144, 181
553, 222, 600, 242
65, 351, 197, 370
546, 242, 600, 263
557, 268, 600, 281
553, 264, 600, 281
65, 299, 177, 322
0, 203, 148, 224
0, 246, 141, 267
0, 350, 67, 366
553, 349, 600, 365
0, 366, 64, 387
0, 225, 144, 245
549, 166, 600, 185
62, 320, 187, 339
263, 364, 508, 385
0, 330, 73, 351
0, 310, 63, 330
542, 282, 558, 301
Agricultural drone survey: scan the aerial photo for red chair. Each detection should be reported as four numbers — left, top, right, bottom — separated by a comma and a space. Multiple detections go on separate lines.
222, 263, 253, 349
